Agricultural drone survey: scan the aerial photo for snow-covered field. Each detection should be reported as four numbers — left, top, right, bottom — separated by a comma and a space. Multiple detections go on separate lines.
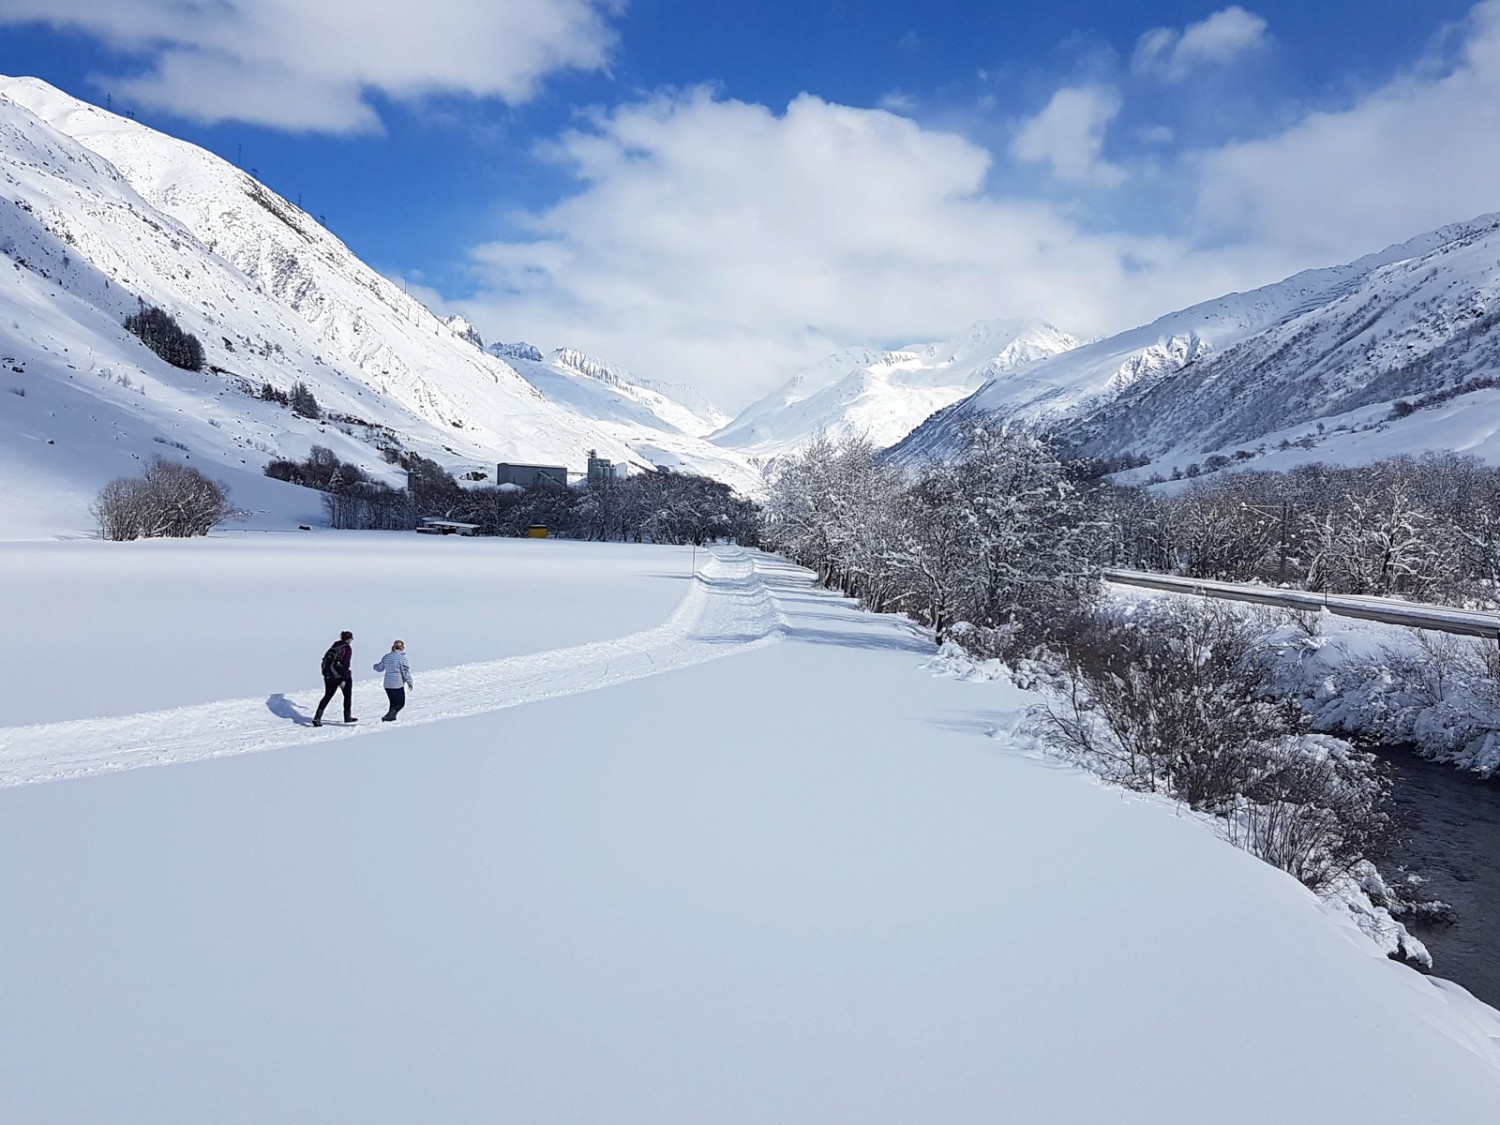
0, 535, 695, 727
2, 535, 1499, 1122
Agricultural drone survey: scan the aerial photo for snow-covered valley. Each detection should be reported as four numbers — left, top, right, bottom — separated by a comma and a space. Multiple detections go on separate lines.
4, 43, 1500, 1123
0, 76, 759, 539
1, 533, 1499, 1122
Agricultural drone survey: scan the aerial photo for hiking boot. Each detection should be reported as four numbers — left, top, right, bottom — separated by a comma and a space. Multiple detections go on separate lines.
312, 719, 322, 727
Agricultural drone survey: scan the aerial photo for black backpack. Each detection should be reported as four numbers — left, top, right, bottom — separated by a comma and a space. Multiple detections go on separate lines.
321, 642, 344, 679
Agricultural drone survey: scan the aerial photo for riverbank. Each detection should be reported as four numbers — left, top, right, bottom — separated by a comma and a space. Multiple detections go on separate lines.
1373, 745, 1500, 1009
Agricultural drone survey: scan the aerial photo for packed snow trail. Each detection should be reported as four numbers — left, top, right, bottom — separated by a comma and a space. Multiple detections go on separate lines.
0, 549, 786, 787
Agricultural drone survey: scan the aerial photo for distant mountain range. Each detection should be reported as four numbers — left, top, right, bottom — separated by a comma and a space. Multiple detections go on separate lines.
713, 320, 1080, 458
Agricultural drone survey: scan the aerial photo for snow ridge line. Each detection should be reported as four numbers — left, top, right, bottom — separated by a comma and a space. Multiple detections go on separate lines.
0, 548, 787, 788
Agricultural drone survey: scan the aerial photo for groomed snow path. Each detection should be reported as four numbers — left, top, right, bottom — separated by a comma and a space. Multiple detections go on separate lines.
0, 548, 786, 786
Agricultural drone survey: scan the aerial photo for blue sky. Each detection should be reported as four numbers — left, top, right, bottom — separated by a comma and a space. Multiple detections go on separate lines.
0, 1, 1494, 406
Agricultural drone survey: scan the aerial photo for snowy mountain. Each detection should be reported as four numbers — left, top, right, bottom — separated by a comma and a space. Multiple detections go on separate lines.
0, 76, 757, 535
714, 319, 1080, 458
442, 314, 484, 349
520, 348, 731, 438
498, 347, 754, 481
486, 341, 544, 363
1057, 214, 1500, 475
892, 216, 1500, 471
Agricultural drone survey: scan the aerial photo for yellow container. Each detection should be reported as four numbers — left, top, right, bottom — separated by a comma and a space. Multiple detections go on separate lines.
525, 525, 549, 538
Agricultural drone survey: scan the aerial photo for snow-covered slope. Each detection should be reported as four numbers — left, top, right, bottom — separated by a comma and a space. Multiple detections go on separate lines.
524, 348, 731, 438
500, 348, 756, 484
714, 319, 1079, 458
1058, 214, 1500, 473
0, 76, 756, 536
892, 218, 1500, 466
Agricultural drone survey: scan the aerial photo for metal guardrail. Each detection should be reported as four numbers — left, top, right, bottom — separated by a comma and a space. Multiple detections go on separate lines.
1101, 569, 1500, 641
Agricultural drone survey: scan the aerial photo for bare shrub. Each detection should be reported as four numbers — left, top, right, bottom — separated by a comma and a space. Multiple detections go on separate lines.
1378, 630, 1468, 707
92, 457, 235, 540
1032, 601, 1302, 809
1227, 737, 1394, 893
1029, 600, 1393, 891
1280, 607, 1323, 637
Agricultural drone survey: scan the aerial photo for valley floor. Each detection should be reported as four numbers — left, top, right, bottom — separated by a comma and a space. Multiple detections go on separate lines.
1, 535, 1498, 1122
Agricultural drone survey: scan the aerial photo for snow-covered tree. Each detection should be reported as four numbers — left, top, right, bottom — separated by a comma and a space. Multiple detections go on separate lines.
93, 457, 234, 540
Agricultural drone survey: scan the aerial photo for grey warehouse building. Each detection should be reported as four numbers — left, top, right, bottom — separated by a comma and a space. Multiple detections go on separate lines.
496, 462, 569, 488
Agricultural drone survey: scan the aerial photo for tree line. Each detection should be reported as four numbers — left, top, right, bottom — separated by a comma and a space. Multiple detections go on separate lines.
761, 428, 1400, 896
1102, 452, 1500, 603
762, 428, 1099, 648
269, 446, 759, 545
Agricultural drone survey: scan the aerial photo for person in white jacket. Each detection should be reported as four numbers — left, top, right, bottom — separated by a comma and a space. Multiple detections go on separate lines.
373, 640, 413, 722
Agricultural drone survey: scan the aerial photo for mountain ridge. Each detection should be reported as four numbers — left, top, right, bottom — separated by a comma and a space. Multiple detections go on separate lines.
889, 214, 1500, 472
713, 318, 1081, 458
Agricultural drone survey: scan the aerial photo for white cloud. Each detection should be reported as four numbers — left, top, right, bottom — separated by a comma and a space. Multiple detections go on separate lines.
1009, 85, 1125, 186
1134, 7, 1270, 81
1194, 0, 1500, 261
453, 4, 1500, 411
0, 0, 620, 132
454, 89, 1240, 408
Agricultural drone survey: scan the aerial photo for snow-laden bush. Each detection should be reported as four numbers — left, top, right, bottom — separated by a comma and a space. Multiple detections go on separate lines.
1029, 600, 1393, 891
92, 457, 235, 540
1279, 626, 1500, 777
124, 305, 203, 372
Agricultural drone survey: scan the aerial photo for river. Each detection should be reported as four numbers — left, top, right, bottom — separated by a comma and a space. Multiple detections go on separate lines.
1373, 745, 1500, 1009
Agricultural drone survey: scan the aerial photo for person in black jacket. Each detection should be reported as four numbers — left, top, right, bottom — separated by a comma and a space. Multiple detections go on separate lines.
313, 630, 357, 727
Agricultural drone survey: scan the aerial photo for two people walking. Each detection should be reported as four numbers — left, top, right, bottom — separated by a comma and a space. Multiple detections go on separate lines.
312, 631, 414, 727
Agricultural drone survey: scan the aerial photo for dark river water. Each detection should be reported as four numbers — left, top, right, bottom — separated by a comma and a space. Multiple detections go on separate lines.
1372, 745, 1500, 1009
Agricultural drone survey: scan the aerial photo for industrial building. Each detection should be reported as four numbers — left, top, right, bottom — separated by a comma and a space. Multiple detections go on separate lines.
587, 449, 629, 486
495, 462, 568, 488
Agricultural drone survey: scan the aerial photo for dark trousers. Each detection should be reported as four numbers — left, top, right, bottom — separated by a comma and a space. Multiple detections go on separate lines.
314, 676, 353, 722
383, 687, 406, 720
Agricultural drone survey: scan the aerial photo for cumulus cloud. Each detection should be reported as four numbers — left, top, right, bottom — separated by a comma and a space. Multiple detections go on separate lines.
1009, 85, 1125, 185
1134, 6, 1270, 81
455, 89, 1242, 408
0, 0, 620, 132
1194, 0, 1500, 260
453, 4, 1500, 409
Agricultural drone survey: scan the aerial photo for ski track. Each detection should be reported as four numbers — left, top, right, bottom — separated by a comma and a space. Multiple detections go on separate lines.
0, 549, 790, 788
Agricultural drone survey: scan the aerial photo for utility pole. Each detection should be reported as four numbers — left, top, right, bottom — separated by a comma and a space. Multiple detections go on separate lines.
1279, 501, 1291, 585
